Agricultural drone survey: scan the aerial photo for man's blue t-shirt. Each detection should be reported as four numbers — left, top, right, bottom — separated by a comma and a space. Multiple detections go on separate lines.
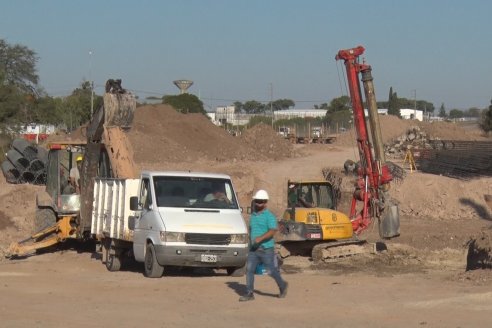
249, 209, 277, 249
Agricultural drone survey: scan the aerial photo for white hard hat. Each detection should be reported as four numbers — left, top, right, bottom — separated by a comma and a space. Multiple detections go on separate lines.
253, 189, 269, 200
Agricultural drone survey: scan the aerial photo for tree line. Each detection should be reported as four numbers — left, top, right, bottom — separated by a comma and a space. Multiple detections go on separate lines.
1, 38, 492, 136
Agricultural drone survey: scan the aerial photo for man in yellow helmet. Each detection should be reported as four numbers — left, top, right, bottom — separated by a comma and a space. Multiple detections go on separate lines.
69, 155, 83, 193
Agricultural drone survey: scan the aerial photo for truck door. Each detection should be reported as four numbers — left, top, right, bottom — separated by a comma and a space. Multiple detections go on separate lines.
133, 177, 154, 262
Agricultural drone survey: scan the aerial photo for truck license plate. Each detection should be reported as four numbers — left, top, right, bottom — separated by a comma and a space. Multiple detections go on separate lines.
308, 233, 321, 239
201, 254, 217, 263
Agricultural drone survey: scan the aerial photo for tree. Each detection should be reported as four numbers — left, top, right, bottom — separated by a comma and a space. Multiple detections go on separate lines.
387, 87, 400, 117
448, 109, 464, 119
327, 96, 350, 113
0, 39, 39, 93
314, 103, 328, 110
242, 100, 264, 114
233, 101, 243, 113
466, 107, 481, 118
438, 103, 447, 118
162, 93, 206, 115
67, 81, 101, 126
268, 99, 295, 111
479, 99, 492, 134
0, 39, 39, 124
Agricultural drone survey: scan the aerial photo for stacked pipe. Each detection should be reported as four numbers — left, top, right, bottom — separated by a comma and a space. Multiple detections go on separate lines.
1, 138, 48, 185
415, 140, 492, 179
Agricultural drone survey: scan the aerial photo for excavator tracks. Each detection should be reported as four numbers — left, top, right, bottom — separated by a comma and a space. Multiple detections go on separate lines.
311, 239, 376, 263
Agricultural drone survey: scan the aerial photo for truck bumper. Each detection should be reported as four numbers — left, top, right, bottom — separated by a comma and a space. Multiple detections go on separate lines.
154, 245, 247, 268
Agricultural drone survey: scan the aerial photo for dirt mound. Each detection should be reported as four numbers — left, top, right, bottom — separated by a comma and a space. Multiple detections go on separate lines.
0, 173, 42, 259
335, 115, 415, 147
334, 115, 489, 147
127, 105, 293, 168
240, 123, 294, 160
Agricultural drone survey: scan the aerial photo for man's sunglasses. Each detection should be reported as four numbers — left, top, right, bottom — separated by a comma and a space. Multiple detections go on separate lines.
254, 200, 267, 204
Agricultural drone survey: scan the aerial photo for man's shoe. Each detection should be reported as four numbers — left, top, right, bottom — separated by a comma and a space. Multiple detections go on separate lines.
239, 293, 255, 302
279, 282, 288, 298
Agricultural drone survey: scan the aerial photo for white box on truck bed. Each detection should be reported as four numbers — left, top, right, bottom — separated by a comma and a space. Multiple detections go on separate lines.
91, 178, 139, 241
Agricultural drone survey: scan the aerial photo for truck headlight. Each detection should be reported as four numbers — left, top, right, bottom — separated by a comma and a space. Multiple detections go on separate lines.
230, 234, 248, 244
160, 231, 185, 242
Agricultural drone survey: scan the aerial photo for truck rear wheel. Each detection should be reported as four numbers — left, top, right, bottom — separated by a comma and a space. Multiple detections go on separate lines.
105, 251, 122, 272
34, 208, 56, 234
144, 243, 164, 278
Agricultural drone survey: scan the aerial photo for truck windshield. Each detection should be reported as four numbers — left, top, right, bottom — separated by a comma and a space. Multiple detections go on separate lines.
153, 176, 239, 209
289, 183, 335, 209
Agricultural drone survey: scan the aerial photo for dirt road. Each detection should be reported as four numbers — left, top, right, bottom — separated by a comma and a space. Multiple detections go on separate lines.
1, 144, 492, 327
1, 251, 491, 328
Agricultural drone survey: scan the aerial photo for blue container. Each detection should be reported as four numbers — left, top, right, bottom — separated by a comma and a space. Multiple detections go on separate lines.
255, 263, 267, 275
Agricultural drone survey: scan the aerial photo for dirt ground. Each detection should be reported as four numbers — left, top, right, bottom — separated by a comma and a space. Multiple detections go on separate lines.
1, 108, 492, 327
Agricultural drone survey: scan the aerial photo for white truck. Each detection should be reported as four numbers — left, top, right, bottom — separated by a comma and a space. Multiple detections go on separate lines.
91, 171, 249, 278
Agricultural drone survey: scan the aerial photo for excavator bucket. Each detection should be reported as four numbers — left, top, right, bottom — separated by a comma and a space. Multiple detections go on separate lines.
103, 92, 136, 128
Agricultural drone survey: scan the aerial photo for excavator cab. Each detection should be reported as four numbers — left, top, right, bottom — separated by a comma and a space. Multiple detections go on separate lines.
279, 181, 353, 243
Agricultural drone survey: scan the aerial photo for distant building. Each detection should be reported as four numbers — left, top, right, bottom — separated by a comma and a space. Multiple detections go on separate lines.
273, 109, 328, 120
400, 108, 423, 121
214, 106, 250, 126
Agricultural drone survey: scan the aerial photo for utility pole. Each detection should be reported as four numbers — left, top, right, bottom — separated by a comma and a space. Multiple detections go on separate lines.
270, 83, 273, 128
89, 50, 94, 118
413, 89, 417, 120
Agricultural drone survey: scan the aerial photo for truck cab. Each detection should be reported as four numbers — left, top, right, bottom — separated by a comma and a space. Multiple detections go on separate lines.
97, 171, 249, 278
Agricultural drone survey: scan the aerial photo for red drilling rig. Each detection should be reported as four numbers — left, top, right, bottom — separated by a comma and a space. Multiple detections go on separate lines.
336, 46, 400, 239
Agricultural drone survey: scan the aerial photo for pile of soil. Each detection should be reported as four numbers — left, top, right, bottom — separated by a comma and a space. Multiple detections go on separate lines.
240, 123, 295, 160
334, 115, 488, 147
0, 174, 42, 259
128, 105, 293, 168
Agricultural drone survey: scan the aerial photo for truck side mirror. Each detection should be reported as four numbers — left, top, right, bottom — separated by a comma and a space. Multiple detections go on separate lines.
130, 196, 140, 211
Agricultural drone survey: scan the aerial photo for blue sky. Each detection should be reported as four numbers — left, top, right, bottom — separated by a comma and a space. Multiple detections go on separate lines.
1, 0, 491, 111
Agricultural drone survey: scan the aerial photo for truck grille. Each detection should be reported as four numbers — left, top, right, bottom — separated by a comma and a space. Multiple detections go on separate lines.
185, 233, 231, 245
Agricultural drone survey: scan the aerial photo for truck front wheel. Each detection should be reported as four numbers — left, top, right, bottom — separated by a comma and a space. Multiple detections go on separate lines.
144, 243, 164, 278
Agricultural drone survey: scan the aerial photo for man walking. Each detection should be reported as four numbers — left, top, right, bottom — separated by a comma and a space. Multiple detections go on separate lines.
239, 189, 288, 302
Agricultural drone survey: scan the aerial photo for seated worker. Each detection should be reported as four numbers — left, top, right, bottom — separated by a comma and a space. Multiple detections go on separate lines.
69, 155, 83, 194
204, 183, 230, 204
60, 168, 75, 194
288, 184, 313, 208
287, 184, 298, 207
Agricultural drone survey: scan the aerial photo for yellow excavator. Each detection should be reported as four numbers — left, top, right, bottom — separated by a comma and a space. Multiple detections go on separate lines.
8, 79, 137, 257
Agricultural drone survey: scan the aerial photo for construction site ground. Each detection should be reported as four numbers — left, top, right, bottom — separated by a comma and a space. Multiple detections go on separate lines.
1, 105, 492, 327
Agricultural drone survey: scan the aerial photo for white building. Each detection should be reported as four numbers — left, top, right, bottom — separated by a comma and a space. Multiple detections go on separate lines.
399, 108, 423, 121
273, 109, 328, 120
